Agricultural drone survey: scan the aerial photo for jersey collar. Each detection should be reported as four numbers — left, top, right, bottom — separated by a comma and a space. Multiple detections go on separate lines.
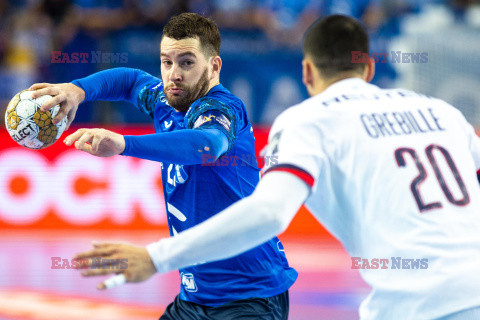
322, 78, 367, 96
207, 83, 225, 95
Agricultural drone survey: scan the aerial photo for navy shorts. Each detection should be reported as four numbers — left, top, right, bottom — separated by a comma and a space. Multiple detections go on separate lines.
159, 290, 289, 320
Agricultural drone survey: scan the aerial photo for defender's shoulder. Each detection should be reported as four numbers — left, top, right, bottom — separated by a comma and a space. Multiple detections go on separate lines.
273, 95, 323, 131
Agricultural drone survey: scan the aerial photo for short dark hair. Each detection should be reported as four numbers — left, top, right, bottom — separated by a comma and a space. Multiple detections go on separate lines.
303, 15, 369, 78
162, 13, 221, 57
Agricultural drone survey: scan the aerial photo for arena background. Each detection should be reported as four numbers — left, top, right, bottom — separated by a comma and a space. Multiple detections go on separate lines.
0, 0, 479, 319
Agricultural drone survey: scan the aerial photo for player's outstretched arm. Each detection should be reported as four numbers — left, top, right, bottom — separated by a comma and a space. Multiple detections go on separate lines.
69, 68, 161, 107
64, 127, 229, 162
121, 128, 229, 164
147, 171, 310, 273
30, 68, 162, 127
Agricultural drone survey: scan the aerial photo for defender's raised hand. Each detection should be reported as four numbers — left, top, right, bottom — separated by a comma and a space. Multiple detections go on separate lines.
29, 82, 85, 129
64, 128, 126, 157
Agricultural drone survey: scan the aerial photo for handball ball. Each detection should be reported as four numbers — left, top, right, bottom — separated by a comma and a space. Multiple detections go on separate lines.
4, 90, 67, 149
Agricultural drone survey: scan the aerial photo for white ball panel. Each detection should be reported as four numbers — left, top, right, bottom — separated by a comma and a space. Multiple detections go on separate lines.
23, 138, 44, 149
34, 94, 54, 107
19, 91, 34, 100
15, 100, 38, 118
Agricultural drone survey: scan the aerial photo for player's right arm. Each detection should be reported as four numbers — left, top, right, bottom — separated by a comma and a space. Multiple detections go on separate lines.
467, 125, 480, 184
472, 132, 480, 184
147, 170, 310, 273
30, 68, 164, 127
146, 109, 324, 272
456, 107, 480, 184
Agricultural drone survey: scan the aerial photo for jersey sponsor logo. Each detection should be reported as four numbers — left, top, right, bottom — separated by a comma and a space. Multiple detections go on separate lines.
319, 89, 430, 108
151, 82, 163, 90
166, 164, 188, 192
269, 131, 282, 155
194, 114, 215, 128
261, 131, 282, 162
148, 82, 168, 106
277, 240, 285, 252
167, 202, 187, 222
193, 111, 231, 132
181, 272, 198, 292
215, 115, 231, 131
164, 120, 173, 129
204, 114, 216, 122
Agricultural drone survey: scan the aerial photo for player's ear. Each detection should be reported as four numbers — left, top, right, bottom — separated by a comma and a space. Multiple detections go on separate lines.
365, 57, 375, 83
210, 56, 222, 80
302, 59, 314, 90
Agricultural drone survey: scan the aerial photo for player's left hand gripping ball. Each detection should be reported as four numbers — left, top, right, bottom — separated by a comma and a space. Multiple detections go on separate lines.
4, 90, 68, 149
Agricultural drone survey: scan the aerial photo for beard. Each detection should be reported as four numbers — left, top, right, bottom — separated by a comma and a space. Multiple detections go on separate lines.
163, 68, 210, 112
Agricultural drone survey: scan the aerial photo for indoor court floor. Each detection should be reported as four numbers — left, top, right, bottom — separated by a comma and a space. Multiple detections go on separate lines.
0, 230, 369, 320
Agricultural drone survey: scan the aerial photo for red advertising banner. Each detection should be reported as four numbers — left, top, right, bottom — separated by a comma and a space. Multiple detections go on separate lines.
0, 125, 330, 238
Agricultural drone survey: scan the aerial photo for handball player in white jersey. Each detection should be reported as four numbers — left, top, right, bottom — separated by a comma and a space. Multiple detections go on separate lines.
142, 15, 480, 320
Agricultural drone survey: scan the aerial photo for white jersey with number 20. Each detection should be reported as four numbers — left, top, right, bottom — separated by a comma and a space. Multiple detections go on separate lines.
263, 78, 480, 319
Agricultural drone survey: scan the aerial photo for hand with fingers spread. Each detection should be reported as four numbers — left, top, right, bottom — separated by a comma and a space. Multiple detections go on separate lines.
29, 82, 85, 130
74, 242, 157, 290
64, 128, 126, 157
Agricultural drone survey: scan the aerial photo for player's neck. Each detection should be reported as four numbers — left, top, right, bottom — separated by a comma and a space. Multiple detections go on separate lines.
208, 78, 220, 92
311, 74, 364, 96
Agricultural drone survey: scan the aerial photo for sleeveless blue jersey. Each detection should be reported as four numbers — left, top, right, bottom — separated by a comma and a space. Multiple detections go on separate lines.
135, 78, 297, 306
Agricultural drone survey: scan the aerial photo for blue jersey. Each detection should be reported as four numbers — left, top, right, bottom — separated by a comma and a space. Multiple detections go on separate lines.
135, 76, 297, 306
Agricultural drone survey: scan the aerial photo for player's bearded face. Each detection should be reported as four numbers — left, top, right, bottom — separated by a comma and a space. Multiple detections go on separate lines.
163, 68, 210, 112
160, 37, 213, 113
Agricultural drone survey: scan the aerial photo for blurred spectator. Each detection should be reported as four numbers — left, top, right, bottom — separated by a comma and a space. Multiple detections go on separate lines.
1, 0, 479, 126
254, 0, 322, 48
188, 0, 213, 16
451, 0, 480, 25
0, 0, 12, 126
323, 0, 387, 32
126, 0, 172, 27
1, 0, 65, 105
0, 0, 10, 65
211, 0, 259, 30
73, 0, 134, 33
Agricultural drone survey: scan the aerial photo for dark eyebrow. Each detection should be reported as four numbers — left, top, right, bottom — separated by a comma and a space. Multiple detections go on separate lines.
160, 51, 197, 59
178, 51, 197, 58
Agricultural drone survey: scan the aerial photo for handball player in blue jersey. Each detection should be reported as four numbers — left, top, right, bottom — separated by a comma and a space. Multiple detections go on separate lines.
30, 13, 297, 320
